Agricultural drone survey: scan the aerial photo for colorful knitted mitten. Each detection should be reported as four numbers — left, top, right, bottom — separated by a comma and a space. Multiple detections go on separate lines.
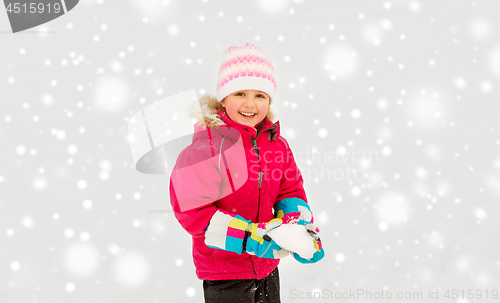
205, 209, 290, 259
275, 198, 314, 224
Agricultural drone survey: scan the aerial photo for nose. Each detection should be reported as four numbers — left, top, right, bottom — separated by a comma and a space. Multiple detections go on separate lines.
242, 96, 257, 108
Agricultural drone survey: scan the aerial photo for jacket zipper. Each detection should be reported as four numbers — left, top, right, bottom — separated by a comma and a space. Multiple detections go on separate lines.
252, 124, 277, 213
248, 125, 276, 278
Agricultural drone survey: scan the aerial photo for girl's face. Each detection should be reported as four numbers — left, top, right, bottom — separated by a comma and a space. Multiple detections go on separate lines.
221, 90, 270, 128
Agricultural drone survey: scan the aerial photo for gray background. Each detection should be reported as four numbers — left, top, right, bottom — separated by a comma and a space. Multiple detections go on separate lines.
1, 0, 500, 302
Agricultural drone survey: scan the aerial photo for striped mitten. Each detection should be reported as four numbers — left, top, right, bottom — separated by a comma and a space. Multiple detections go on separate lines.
275, 198, 314, 224
205, 209, 290, 259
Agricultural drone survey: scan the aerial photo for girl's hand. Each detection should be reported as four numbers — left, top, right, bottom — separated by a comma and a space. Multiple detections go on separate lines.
244, 218, 291, 259
204, 210, 290, 259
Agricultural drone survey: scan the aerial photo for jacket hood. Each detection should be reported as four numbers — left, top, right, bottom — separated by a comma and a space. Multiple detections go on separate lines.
187, 93, 276, 129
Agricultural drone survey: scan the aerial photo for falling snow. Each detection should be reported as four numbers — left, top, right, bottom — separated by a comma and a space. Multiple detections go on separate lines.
1, 1, 500, 302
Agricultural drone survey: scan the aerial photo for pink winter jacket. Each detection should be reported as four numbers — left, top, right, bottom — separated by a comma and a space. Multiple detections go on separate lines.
169, 94, 308, 280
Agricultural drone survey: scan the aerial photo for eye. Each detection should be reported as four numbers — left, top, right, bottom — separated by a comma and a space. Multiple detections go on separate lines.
236, 92, 244, 96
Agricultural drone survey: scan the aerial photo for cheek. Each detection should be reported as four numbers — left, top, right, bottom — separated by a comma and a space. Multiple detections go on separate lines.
226, 101, 239, 113
258, 104, 269, 115
227, 105, 240, 118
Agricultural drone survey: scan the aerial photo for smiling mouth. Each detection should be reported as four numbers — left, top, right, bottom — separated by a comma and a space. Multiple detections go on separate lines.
239, 111, 256, 117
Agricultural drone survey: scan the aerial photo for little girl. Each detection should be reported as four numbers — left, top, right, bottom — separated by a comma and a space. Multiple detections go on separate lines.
169, 41, 324, 303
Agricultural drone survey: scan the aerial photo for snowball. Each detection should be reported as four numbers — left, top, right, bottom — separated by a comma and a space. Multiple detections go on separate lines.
267, 224, 317, 259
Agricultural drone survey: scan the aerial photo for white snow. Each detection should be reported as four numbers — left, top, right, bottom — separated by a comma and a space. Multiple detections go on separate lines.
376, 192, 410, 226
351, 108, 361, 119
114, 252, 150, 286
33, 177, 48, 190
21, 216, 34, 229
0, 1, 494, 299
488, 45, 500, 78
77, 179, 87, 189
322, 44, 358, 79
186, 287, 196, 297
11, 261, 20, 271
469, 19, 491, 40
318, 128, 328, 138
82, 199, 93, 209
65, 282, 76, 292
64, 228, 75, 238
267, 223, 317, 259
474, 207, 487, 220
64, 242, 99, 277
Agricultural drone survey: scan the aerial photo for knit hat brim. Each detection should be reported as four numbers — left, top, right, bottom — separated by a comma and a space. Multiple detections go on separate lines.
217, 76, 276, 103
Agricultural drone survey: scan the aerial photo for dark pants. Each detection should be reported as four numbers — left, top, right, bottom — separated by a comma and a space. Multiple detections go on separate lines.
203, 267, 280, 303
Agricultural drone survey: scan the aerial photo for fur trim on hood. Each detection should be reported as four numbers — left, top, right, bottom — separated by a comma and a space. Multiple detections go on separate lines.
188, 93, 276, 129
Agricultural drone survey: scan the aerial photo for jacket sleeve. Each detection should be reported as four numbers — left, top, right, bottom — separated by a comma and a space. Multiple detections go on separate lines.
169, 141, 221, 237
275, 136, 308, 207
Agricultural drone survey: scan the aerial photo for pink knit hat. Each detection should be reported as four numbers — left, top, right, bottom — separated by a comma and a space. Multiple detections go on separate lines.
216, 42, 277, 103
